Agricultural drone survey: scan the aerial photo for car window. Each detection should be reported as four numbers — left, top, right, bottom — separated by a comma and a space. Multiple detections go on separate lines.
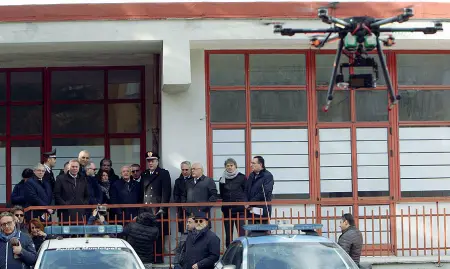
231, 243, 243, 269
222, 242, 239, 265
248, 242, 359, 269
38, 247, 141, 269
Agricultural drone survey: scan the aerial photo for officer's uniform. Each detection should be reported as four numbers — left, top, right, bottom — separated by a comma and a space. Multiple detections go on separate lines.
42, 149, 57, 192
140, 151, 172, 264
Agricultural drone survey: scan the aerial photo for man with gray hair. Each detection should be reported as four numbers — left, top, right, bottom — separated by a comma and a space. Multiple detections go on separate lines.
182, 162, 218, 216
173, 161, 192, 233
54, 159, 90, 223
24, 163, 53, 221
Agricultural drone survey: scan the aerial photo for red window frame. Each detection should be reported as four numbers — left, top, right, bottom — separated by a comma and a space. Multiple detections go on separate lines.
205, 49, 397, 205
205, 50, 311, 199
393, 50, 450, 203
0, 65, 147, 204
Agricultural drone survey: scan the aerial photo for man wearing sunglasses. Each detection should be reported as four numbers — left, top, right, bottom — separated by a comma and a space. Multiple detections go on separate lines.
130, 164, 142, 183
183, 212, 220, 269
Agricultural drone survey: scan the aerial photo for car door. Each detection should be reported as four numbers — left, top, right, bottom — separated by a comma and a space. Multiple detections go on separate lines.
215, 241, 239, 269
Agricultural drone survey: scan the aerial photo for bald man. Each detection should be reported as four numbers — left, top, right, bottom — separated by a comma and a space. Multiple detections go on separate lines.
181, 162, 217, 215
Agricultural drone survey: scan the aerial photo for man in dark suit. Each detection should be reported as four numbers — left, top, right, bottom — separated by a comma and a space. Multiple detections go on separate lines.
141, 151, 172, 264
24, 163, 53, 222
54, 159, 90, 224
42, 149, 57, 191
173, 161, 191, 234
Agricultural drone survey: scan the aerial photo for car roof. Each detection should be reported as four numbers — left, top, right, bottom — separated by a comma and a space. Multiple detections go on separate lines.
244, 234, 335, 245
44, 237, 129, 249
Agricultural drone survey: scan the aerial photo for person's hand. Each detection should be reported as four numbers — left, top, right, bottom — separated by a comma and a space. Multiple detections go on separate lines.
244, 205, 249, 209
47, 209, 54, 214
38, 230, 47, 237
12, 241, 22, 255
92, 209, 98, 216
192, 263, 198, 269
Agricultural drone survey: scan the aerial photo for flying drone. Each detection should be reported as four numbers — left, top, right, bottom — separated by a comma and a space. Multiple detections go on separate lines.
273, 7, 443, 111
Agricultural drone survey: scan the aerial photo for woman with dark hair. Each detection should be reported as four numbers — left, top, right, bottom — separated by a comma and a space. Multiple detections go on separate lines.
219, 158, 247, 248
96, 158, 120, 183
10, 168, 34, 208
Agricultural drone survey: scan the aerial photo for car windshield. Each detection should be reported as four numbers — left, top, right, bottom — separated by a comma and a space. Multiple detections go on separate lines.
248, 242, 359, 269
38, 247, 141, 269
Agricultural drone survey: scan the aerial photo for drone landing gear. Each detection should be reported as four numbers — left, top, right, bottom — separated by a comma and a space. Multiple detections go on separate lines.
322, 36, 401, 113
374, 35, 401, 111
323, 39, 345, 112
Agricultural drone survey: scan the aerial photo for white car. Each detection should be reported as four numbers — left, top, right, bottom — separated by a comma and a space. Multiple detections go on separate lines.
35, 225, 145, 269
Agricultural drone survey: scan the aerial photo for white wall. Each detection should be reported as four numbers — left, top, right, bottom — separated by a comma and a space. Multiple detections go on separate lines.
160, 49, 207, 180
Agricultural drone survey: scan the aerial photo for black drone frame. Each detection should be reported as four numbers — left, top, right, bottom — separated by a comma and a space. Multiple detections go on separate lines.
273, 7, 443, 111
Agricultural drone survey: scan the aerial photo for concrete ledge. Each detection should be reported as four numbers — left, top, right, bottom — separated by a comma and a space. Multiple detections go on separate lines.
162, 39, 191, 94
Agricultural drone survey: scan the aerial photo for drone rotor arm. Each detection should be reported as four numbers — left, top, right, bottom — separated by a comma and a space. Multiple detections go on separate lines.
275, 27, 340, 36
370, 7, 414, 27
379, 25, 443, 35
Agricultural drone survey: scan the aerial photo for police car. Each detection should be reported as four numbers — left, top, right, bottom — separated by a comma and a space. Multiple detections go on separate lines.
215, 223, 360, 269
35, 225, 145, 269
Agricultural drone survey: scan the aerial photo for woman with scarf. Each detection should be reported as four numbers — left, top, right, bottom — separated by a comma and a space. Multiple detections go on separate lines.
98, 171, 112, 204
0, 212, 36, 269
219, 158, 247, 248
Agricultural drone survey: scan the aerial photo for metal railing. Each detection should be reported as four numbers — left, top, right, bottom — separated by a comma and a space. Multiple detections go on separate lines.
17, 201, 450, 265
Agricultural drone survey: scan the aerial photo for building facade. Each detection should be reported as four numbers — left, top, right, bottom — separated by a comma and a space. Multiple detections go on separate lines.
0, 0, 450, 259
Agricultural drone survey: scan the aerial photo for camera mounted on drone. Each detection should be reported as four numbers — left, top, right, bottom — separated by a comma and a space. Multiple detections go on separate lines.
273, 7, 443, 112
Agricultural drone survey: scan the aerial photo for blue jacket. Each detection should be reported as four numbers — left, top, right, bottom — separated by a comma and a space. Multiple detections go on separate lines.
0, 230, 37, 269
11, 181, 27, 207
87, 176, 103, 205
23, 177, 53, 219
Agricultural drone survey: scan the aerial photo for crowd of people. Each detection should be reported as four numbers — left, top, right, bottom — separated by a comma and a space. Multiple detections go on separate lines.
3, 147, 364, 269
6, 148, 276, 267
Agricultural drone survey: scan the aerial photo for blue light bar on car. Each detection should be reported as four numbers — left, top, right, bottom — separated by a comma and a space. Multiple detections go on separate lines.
44, 225, 123, 235
243, 223, 323, 231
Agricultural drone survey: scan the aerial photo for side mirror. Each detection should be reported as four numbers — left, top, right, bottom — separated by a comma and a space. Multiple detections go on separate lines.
223, 265, 236, 269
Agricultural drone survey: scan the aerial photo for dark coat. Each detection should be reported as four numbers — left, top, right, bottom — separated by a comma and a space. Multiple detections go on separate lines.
141, 167, 172, 212
87, 176, 103, 205
338, 226, 363, 265
23, 177, 53, 219
245, 169, 274, 217
219, 172, 247, 214
110, 178, 141, 221
173, 175, 191, 219
173, 175, 190, 203
183, 228, 220, 269
182, 175, 218, 215
123, 212, 159, 264
0, 231, 37, 269
54, 173, 90, 222
11, 180, 27, 207
43, 167, 56, 191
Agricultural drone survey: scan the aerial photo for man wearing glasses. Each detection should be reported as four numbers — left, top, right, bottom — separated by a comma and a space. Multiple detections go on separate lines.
173, 161, 192, 234
0, 212, 36, 269
85, 162, 102, 205
130, 164, 142, 182
182, 212, 220, 269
